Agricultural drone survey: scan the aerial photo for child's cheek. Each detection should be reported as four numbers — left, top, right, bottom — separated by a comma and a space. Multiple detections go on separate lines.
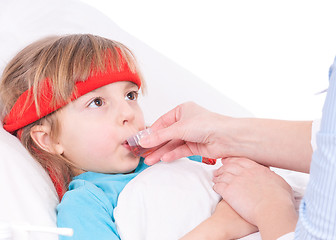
86, 128, 119, 152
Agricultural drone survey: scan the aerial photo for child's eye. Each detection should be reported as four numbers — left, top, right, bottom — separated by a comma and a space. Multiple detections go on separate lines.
126, 91, 139, 101
88, 97, 105, 108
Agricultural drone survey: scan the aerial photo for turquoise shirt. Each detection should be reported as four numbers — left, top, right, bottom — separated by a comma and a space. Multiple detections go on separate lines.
57, 156, 202, 240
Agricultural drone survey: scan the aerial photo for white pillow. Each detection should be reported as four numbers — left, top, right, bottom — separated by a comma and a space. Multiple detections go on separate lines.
0, 126, 59, 240
0, 0, 252, 238
114, 158, 221, 240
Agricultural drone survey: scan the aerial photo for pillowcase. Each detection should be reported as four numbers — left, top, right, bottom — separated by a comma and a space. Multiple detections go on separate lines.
0, 126, 59, 240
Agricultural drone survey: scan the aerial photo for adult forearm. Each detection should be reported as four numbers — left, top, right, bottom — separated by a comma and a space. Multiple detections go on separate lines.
141, 102, 313, 170
225, 118, 313, 173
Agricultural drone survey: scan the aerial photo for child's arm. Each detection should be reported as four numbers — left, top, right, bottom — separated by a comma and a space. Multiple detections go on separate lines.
180, 200, 257, 240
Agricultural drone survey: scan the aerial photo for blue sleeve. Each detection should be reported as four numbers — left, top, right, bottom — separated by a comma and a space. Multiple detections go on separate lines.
57, 183, 120, 240
295, 57, 336, 238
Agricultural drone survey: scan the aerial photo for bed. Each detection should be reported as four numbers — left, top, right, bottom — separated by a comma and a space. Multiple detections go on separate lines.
0, 0, 310, 239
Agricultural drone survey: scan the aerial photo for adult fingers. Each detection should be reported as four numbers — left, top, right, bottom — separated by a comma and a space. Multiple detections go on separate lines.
159, 144, 194, 163
143, 139, 184, 165
140, 122, 184, 149
149, 105, 181, 131
141, 102, 207, 148
149, 102, 203, 131
143, 140, 174, 165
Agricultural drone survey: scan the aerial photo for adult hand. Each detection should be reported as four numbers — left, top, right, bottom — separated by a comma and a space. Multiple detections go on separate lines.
140, 102, 236, 165
141, 101, 312, 173
213, 157, 298, 239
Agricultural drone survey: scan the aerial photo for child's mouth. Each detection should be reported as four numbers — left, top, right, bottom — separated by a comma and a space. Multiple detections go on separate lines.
126, 129, 163, 157
123, 139, 143, 157
122, 140, 132, 151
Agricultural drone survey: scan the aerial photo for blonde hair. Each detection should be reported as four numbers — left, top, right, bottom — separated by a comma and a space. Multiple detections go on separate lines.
0, 34, 145, 198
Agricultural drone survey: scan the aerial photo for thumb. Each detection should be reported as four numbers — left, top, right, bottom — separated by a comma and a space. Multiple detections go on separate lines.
140, 123, 183, 148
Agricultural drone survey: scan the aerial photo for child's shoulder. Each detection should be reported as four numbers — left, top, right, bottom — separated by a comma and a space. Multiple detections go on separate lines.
57, 178, 118, 237
59, 178, 112, 214
68, 178, 103, 196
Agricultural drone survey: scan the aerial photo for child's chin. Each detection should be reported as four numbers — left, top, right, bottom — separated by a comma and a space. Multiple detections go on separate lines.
123, 157, 140, 173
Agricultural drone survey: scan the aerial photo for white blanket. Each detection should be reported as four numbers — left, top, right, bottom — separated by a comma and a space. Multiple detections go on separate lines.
115, 158, 221, 240
114, 158, 308, 240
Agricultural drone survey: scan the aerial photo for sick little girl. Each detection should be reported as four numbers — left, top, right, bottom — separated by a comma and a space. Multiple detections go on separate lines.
0, 34, 257, 239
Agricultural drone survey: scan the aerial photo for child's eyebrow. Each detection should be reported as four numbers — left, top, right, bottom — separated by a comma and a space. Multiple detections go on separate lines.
89, 87, 100, 93
81, 81, 139, 99
124, 81, 139, 89
83, 88, 99, 96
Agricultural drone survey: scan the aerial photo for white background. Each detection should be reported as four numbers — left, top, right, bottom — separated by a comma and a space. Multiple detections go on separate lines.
81, 0, 336, 120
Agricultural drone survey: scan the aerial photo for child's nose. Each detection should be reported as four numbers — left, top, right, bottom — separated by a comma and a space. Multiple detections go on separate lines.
117, 102, 136, 125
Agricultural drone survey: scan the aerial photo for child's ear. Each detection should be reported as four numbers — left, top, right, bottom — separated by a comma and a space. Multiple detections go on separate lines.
30, 124, 64, 155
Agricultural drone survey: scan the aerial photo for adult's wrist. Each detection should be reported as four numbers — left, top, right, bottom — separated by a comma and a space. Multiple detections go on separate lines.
214, 116, 260, 158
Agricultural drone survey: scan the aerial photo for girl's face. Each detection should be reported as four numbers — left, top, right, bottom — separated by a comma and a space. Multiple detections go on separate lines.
55, 81, 145, 175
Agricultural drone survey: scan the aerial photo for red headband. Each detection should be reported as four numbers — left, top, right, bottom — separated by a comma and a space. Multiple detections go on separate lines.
3, 57, 141, 134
